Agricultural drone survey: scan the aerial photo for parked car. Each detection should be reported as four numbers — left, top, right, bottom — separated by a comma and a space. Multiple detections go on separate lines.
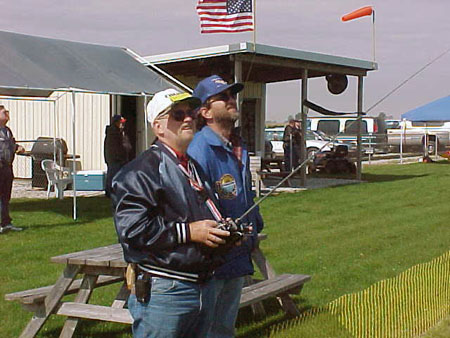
308, 116, 388, 154
264, 127, 336, 158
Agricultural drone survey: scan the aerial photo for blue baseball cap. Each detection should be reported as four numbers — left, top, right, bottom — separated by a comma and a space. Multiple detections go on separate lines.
193, 75, 244, 105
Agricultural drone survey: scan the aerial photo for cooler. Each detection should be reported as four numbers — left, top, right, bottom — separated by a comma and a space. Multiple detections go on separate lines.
74, 170, 105, 191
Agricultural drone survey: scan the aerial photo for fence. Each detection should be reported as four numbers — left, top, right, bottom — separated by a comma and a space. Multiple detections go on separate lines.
270, 250, 450, 337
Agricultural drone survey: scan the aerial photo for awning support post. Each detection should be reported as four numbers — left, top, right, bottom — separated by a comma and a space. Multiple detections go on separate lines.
356, 76, 364, 180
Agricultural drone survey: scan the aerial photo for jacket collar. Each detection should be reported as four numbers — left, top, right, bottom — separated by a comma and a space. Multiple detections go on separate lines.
199, 126, 226, 147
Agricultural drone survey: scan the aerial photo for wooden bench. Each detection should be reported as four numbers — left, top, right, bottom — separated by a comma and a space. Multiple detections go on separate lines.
5, 275, 124, 313
6, 273, 310, 328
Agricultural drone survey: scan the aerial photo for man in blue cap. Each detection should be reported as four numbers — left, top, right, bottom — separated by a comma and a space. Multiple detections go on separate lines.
188, 75, 264, 337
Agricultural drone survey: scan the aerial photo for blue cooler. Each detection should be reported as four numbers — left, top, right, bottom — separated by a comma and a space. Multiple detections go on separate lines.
74, 170, 105, 191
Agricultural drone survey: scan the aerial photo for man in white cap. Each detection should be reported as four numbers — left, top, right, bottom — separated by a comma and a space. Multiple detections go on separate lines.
111, 88, 230, 337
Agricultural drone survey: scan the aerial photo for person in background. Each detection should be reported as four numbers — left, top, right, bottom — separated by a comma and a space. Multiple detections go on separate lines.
112, 89, 230, 337
104, 114, 132, 197
0, 105, 25, 234
188, 75, 264, 337
283, 119, 297, 171
293, 120, 303, 166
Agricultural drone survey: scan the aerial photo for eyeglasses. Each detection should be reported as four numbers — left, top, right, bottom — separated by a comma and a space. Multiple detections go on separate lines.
170, 109, 198, 122
208, 91, 237, 104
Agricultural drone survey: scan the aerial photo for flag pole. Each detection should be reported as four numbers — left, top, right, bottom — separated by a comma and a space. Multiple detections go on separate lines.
252, 0, 256, 51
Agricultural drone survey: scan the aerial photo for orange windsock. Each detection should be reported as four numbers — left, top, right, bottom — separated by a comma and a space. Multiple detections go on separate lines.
341, 6, 373, 22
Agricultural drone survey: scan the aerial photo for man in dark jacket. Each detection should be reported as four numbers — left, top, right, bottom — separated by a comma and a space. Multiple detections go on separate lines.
283, 119, 300, 171
0, 105, 24, 234
104, 114, 132, 197
188, 75, 264, 337
111, 89, 230, 337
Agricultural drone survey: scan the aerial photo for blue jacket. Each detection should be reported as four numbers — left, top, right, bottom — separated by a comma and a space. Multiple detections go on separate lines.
188, 126, 264, 279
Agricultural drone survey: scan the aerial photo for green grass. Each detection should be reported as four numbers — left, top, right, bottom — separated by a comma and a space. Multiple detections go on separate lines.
1, 161, 449, 337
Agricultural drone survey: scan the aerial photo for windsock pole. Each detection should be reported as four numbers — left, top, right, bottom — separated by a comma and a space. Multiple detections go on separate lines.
372, 9, 376, 62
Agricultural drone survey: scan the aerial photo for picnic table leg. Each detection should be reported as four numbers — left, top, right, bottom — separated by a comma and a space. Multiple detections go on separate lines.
111, 282, 130, 309
244, 275, 266, 317
59, 274, 99, 338
251, 247, 300, 317
19, 264, 80, 338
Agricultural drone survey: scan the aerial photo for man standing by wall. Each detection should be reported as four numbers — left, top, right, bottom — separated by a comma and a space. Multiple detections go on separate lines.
188, 75, 264, 337
104, 114, 132, 197
0, 105, 24, 234
112, 89, 230, 337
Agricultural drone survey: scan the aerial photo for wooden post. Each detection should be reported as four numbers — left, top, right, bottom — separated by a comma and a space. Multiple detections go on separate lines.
356, 76, 364, 180
300, 69, 308, 186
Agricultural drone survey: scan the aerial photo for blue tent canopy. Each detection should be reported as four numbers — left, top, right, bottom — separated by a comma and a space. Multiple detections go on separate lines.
401, 96, 450, 121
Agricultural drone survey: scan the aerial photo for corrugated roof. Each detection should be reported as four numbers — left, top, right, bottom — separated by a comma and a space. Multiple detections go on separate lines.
0, 30, 176, 97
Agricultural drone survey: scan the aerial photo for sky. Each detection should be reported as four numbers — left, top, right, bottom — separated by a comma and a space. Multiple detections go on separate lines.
2, 0, 450, 121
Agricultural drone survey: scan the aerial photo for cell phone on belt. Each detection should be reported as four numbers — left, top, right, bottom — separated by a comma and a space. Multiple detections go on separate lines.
135, 272, 151, 303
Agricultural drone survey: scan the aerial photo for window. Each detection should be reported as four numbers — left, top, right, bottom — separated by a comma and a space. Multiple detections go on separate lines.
344, 120, 368, 134
317, 120, 340, 135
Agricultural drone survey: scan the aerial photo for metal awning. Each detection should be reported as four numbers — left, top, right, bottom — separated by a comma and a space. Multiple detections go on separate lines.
144, 42, 377, 83
0, 30, 177, 97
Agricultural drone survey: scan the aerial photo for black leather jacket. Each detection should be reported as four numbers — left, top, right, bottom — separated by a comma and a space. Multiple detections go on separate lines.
111, 140, 223, 283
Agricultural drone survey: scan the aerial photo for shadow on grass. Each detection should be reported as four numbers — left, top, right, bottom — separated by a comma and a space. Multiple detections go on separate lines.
307, 172, 427, 184
236, 297, 312, 338
11, 196, 113, 226
361, 173, 428, 183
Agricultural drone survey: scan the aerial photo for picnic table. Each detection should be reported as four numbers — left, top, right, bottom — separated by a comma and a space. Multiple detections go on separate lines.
6, 234, 310, 338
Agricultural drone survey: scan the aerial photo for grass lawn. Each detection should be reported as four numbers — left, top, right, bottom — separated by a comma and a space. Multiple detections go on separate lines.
1, 161, 449, 337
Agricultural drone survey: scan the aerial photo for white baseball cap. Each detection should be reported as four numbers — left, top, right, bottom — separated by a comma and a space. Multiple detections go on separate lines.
147, 89, 201, 125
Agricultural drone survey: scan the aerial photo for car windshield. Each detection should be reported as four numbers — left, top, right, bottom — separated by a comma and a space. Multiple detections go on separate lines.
265, 130, 284, 141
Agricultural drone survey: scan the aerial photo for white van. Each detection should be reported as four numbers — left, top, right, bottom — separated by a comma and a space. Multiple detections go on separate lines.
308, 116, 387, 154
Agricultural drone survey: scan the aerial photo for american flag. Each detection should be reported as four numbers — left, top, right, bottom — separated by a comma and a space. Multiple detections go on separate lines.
196, 0, 254, 34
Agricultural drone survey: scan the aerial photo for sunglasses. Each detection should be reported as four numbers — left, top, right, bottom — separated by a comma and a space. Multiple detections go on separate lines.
169, 108, 198, 122
209, 91, 237, 104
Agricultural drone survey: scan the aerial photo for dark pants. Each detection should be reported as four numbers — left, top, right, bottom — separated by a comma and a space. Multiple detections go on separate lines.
0, 166, 13, 226
284, 146, 299, 172
105, 162, 124, 197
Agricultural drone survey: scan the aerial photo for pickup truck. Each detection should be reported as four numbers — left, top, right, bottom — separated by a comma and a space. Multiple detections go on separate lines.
387, 120, 450, 152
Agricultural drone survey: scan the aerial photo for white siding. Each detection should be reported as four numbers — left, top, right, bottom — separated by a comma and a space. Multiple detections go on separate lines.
1, 92, 110, 178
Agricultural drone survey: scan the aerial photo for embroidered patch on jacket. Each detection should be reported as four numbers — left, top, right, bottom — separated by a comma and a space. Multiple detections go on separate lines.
215, 174, 237, 199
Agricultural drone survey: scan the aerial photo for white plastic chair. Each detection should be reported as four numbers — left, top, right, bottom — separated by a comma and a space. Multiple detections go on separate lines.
41, 159, 72, 199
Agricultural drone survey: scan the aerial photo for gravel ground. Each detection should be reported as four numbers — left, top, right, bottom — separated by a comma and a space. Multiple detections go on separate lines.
11, 177, 360, 200
11, 179, 104, 199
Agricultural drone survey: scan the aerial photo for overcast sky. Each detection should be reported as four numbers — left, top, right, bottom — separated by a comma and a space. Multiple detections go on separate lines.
2, 0, 450, 121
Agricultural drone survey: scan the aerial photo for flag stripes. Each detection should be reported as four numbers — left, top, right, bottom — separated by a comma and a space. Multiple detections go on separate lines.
196, 0, 254, 34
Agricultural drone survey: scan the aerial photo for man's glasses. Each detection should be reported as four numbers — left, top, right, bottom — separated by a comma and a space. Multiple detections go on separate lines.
170, 109, 198, 122
209, 91, 237, 104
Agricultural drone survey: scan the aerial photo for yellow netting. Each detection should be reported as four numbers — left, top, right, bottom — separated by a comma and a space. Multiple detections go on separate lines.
270, 250, 450, 338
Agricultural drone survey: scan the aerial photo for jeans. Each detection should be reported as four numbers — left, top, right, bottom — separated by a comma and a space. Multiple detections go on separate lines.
203, 276, 245, 338
128, 277, 214, 338
0, 166, 13, 226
